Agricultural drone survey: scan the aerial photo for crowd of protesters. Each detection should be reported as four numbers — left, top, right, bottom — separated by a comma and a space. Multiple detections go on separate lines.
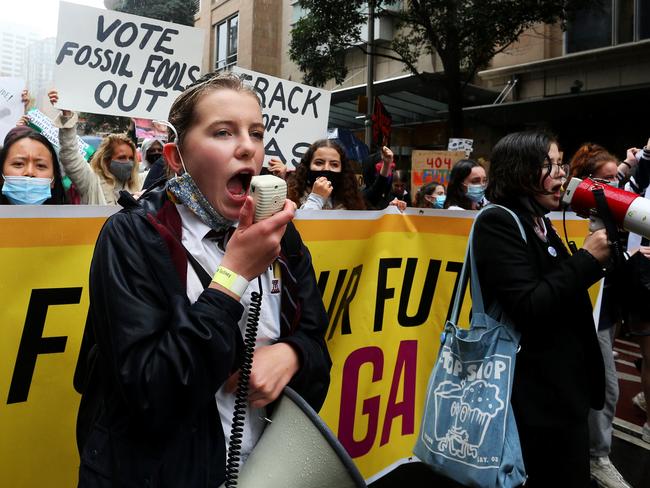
2, 74, 649, 488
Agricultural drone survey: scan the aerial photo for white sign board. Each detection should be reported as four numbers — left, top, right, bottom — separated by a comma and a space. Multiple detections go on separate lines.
27, 108, 93, 160
447, 138, 473, 156
54, 1, 204, 120
234, 67, 331, 168
0, 78, 26, 143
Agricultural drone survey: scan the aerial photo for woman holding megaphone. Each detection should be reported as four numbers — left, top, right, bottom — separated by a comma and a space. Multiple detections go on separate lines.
472, 131, 610, 488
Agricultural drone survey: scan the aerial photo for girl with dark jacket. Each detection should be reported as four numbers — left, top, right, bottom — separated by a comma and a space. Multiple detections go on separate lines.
473, 131, 609, 487
76, 73, 331, 487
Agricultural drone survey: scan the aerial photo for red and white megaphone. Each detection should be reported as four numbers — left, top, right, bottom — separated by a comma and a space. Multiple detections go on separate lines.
562, 177, 650, 239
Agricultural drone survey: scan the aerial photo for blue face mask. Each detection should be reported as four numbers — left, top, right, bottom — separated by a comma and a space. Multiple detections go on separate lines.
2, 175, 52, 205
433, 195, 446, 208
466, 184, 485, 203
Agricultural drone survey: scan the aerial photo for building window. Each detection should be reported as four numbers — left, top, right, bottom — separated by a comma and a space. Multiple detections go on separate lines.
566, 0, 650, 53
215, 14, 238, 70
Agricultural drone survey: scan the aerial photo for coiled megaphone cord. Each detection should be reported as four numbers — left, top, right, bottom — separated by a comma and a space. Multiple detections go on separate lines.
224, 275, 263, 488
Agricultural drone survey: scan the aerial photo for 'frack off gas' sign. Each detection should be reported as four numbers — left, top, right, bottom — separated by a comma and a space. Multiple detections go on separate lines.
54, 1, 204, 120
234, 67, 331, 168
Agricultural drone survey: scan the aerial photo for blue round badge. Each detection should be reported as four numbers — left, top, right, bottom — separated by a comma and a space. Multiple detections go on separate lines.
548, 246, 557, 257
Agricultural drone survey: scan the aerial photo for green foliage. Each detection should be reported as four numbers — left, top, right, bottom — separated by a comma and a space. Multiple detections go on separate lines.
289, 1, 367, 86
108, 0, 199, 26
291, 0, 597, 87
290, 0, 600, 133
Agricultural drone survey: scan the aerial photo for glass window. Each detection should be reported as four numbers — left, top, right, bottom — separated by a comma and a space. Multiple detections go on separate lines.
215, 14, 238, 70
616, 0, 634, 43
640, 0, 650, 39
566, 2, 612, 53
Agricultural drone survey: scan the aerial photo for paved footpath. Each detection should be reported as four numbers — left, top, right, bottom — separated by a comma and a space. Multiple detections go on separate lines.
609, 336, 649, 488
369, 336, 649, 488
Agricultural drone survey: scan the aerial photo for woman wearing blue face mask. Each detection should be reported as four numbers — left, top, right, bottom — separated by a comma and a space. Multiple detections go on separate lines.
1, 129, 67, 205
48, 90, 144, 205
444, 159, 487, 210
415, 181, 446, 209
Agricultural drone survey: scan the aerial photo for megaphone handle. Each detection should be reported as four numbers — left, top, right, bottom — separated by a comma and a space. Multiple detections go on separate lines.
589, 213, 605, 233
224, 276, 263, 488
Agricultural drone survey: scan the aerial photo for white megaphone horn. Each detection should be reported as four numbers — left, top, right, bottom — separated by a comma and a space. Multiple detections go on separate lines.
562, 177, 650, 239
220, 387, 367, 488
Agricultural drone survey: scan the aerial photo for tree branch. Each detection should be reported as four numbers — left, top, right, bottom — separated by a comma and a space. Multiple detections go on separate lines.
353, 44, 422, 79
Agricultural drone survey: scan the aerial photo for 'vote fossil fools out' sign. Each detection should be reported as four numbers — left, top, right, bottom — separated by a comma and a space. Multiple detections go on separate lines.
54, 1, 204, 120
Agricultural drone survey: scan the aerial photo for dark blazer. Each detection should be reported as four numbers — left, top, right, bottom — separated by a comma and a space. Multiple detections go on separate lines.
473, 204, 605, 427
76, 185, 331, 487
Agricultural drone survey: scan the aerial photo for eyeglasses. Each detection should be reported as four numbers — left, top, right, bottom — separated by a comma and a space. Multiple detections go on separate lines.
542, 159, 569, 175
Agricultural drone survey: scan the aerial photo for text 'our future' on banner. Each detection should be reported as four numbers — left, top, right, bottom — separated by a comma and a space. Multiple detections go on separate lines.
54, 2, 204, 120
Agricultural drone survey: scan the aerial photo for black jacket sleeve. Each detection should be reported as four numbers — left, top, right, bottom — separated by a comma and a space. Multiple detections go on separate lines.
142, 157, 167, 190
277, 241, 332, 411
363, 173, 392, 209
473, 208, 603, 330
89, 211, 244, 431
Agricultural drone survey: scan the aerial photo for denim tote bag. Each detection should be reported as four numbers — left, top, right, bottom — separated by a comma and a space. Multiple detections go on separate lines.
414, 205, 527, 488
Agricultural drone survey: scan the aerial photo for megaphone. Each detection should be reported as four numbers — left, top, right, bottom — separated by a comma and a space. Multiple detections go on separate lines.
220, 387, 367, 488
562, 177, 650, 239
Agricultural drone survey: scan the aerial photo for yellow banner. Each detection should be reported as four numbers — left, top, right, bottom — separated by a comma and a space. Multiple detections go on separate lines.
0, 207, 592, 486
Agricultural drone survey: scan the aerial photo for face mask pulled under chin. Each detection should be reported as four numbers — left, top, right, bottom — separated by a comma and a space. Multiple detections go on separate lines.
2, 175, 53, 205
166, 146, 234, 233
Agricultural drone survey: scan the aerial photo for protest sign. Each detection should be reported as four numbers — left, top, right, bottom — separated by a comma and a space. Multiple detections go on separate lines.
53, 1, 204, 120
411, 150, 466, 197
0, 77, 26, 143
0, 206, 595, 486
133, 117, 168, 140
234, 67, 331, 168
447, 137, 473, 155
27, 108, 95, 161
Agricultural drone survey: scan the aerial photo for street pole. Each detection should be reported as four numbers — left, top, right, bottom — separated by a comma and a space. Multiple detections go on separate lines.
364, 0, 375, 148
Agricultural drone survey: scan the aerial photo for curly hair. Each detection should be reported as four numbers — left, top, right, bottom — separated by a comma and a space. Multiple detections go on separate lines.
287, 139, 366, 210
569, 143, 617, 179
90, 133, 139, 192
486, 131, 558, 204
444, 159, 483, 209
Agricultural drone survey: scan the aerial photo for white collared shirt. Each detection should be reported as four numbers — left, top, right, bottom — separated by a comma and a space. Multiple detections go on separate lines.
176, 204, 282, 464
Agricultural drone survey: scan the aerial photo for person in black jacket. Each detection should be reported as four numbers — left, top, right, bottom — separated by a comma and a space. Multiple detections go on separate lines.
76, 72, 331, 487
473, 131, 610, 488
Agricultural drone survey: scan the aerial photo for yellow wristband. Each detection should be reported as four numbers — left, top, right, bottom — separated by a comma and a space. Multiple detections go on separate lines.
212, 265, 249, 298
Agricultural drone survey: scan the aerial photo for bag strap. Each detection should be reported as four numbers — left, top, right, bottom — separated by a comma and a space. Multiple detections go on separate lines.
449, 204, 527, 324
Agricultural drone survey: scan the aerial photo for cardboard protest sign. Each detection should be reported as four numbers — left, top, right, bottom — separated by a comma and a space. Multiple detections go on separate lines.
234, 67, 331, 168
133, 118, 168, 141
411, 150, 466, 197
54, 2, 204, 120
27, 108, 95, 161
0, 78, 26, 143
